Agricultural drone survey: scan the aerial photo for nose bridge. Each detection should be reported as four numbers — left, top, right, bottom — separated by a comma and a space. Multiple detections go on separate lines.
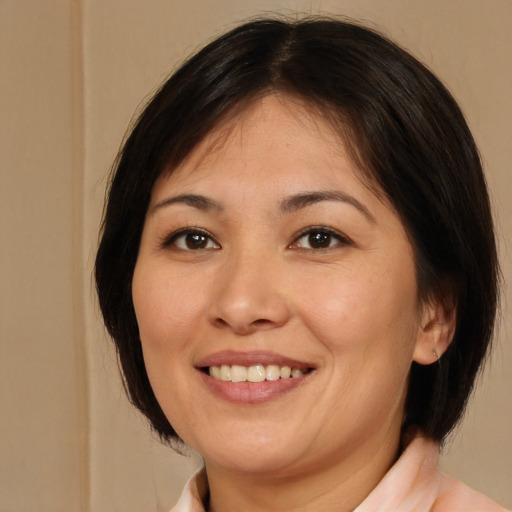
209, 242, 290, 334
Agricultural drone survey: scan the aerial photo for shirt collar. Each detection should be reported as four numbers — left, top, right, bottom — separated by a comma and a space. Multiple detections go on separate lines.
170, 435, 441, 512
355, 435, 441, 511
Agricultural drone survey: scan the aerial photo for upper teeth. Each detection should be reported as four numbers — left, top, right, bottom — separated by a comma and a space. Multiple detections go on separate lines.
209, 364, 304, 382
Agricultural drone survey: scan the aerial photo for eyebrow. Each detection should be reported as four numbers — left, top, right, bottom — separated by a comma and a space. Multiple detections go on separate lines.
150, 194, 223, 214
150, 190, 374, 222
279, 191, 375, 222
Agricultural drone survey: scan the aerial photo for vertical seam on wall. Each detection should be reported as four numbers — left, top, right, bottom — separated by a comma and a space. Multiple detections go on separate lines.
71, 0, 89, 510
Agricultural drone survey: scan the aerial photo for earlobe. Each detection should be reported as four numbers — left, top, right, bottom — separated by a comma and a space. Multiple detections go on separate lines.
413, 298, 456, 365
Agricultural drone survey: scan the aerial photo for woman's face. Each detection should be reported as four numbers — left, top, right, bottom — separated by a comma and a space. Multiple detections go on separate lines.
132, 95, 428, 478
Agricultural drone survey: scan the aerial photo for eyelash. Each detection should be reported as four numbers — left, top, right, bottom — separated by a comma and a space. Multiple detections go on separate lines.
160, 226, 352, 252
160, 227, 220, 251
290, 226, 352, 250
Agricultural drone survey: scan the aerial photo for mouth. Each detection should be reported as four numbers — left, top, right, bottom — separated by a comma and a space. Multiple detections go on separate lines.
204, 364, 312, 382
195, 351, 315, 403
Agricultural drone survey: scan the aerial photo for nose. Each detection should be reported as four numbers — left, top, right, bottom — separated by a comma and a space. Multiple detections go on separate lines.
208, 251, 291, 335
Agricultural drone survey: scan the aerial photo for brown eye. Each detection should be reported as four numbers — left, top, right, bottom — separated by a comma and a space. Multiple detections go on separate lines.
166, 229, 220, 251
293, 227, 350, 250
185, 233, 209, 249
308, 232, 332, 248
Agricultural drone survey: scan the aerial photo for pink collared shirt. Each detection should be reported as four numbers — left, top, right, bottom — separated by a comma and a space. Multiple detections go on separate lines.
170, 436, 508, 512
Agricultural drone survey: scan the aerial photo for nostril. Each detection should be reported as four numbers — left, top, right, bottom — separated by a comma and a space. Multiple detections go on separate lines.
213, 318, 229, 328
252, 318, 272, 326
211, 316, 276, 334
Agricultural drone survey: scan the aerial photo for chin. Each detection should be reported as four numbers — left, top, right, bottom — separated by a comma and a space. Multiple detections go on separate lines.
189, 426, 312, 475
205, 447, 307, 476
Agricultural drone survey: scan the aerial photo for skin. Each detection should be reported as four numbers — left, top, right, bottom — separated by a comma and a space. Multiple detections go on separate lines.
132, 95, 452, 512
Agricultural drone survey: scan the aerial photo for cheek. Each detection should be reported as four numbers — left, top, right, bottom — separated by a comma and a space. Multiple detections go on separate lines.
132, 265, 206, 353
296, 263, 420, 359
131, 265, 206, 426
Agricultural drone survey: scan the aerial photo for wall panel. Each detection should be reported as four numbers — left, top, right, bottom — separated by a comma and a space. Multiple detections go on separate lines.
0, 1, 87, 510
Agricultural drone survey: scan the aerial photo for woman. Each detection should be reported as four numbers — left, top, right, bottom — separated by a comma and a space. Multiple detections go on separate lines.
95, 18, 507, 512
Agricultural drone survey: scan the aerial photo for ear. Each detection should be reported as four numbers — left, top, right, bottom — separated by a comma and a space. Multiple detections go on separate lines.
413, 295, 456, 365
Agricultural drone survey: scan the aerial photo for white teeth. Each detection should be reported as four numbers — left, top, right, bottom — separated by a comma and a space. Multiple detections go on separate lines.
280, 366, 291, 379
208, 364, 308, 382
247, 365, 266, 382
231, 365, 247, 382
220, 364, 231, 381
209, 366, 221, 379
265, 365, 281, 381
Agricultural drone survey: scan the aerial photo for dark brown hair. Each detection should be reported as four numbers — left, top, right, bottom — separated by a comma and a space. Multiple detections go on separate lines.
95, 17, 499, 443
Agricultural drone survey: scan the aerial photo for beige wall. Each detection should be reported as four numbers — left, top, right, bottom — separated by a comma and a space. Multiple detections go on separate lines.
1, 0, 511, 510
0, 1, 88, 511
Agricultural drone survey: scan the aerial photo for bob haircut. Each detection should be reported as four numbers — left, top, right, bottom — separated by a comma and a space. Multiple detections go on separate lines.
95, 17, 499, 443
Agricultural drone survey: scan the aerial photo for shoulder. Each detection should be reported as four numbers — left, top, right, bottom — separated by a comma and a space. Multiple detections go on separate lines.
170, 468, 208, 512
432, 474, 508, 512
357, 432, 509, 512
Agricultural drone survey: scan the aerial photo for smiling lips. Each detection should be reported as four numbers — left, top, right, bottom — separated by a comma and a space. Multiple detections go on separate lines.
209, 364, 306, 382
196, 351, 313, 403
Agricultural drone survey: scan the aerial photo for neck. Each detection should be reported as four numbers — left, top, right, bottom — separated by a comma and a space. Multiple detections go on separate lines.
204, 429, 401, 512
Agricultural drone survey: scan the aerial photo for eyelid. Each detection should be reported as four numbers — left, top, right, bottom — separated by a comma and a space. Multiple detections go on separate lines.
159, 225, 350, 251
289, 226, 352, 249
160, 227, 220, 250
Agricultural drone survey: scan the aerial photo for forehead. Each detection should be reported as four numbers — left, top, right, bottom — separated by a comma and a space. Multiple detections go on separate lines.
153, 94, 389, 211
159, 96, 348, 185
